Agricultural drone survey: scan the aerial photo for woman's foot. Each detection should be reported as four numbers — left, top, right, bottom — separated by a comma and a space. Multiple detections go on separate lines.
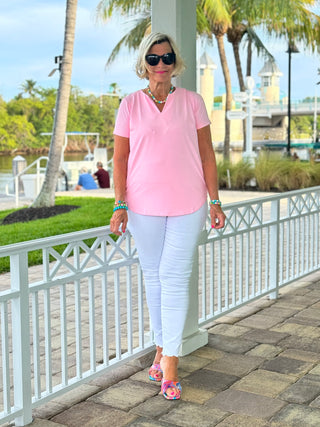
149, 346, 163, 382
160, 356, 181, 400
161, 379, 182, 400
160, 355, 179, 381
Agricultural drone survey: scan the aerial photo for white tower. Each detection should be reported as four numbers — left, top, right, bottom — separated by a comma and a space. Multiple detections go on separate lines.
200, 52, 217, 115
258, 59, 283, 104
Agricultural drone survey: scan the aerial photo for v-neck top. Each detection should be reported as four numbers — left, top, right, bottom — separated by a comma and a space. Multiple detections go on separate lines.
113, 87, 211, 216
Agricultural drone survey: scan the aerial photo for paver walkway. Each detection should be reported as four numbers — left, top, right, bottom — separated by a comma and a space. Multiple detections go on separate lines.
24, 272, 320, 427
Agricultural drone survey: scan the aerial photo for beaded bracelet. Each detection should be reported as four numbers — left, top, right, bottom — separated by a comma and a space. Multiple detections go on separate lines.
113, 200, 128, 212
209, 199, 222, 207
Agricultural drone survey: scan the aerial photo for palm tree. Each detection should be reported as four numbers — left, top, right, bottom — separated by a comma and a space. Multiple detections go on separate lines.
96, 0, 213, 66
97, 0, 234, 157
227, 0, 320, 93
202, 0, 320, 155
20, 79, 38, 98
33, 0, 78, 208
98, 0, 320, 158
97, 0, 252, 158
200, 0, 235, 158
109, 82, 120, 94
97, 0, 150, 65
226, 0, 320, 150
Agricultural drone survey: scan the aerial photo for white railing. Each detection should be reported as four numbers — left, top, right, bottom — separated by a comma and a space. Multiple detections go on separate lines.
5, 157, 48, 207
0, 187, 320, 425
197, 187, 320, 325
214, 100, 320, 116
256, 101, 318, 115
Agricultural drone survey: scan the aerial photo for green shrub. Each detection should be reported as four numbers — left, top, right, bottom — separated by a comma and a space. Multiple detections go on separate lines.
275, 160, 312, 191
217, 158, 232, 189
254, 153, 282, 191
254, 153, 315, 191
230, 160, 255, 190
309, 162, 320, 187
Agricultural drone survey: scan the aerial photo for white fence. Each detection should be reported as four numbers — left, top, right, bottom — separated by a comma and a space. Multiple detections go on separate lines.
5, 157, 48, 207
197, 187, 320, 325
0, 187, 320, 425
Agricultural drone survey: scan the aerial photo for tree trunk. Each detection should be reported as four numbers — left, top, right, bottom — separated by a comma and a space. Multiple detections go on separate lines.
246, 37, 252, 77
216, 34, 232, 160
33, 0, 78, 207
232, 41, 245, 91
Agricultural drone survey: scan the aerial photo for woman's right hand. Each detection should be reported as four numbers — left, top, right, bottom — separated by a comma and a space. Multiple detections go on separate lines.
110, 209, 128, 236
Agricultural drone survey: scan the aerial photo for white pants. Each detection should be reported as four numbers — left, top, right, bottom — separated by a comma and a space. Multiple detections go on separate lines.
128, 204, 207, 357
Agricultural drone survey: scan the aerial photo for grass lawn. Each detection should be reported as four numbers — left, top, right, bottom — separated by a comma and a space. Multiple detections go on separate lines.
0, 196, 115, 273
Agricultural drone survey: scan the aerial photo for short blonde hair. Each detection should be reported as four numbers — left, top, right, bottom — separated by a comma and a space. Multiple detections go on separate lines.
135, 32, 186, 80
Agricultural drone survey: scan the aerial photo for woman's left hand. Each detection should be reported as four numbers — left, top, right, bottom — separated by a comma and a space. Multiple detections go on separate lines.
210, 205, 226, 229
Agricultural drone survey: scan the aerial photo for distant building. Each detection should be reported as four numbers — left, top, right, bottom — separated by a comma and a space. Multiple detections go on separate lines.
199, 54, 286, 147
199, 52, 217, 116
258, 59, 283, 104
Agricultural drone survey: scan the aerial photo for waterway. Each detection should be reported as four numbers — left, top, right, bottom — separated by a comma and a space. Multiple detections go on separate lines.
0, 149, 284, 195
0, 153, 87, 173
0, 153, 86, 194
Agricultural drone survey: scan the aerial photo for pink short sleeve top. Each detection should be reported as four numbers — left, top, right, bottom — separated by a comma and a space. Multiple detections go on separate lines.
114, 87, 211, 216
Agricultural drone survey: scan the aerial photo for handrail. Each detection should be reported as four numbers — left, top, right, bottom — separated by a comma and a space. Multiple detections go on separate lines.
5, 156, 48, 207
0, 187, 320, 425
214, 100, 320, 115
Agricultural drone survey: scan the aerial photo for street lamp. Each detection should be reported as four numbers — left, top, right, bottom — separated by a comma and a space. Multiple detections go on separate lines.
48, 55, 63, 77
313, 85, 318, 143
286, 42, 299, 156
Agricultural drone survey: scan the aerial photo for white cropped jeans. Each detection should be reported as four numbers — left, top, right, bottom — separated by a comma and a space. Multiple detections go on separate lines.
128, 203, 207, 357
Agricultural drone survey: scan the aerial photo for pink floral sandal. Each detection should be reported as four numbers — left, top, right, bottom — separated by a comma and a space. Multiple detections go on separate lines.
148, 363, 163, 382
161, 379, 182, 400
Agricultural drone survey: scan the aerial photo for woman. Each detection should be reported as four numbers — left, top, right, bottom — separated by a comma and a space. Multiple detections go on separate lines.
110, 32, 225, 400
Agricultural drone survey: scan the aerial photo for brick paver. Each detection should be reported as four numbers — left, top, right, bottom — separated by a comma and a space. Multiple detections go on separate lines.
28, 273, 320, 426
205, 389, 286, 419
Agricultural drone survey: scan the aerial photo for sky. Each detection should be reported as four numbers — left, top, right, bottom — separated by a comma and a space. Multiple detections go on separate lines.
1, 0, 320, 103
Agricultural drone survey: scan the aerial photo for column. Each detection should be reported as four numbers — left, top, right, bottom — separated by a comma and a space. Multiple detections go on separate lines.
152, 0, 208, 355
151, 0, 197, 91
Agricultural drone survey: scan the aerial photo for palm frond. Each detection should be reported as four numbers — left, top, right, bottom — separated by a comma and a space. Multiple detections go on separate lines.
196, 4, 213, 38
258, 0, 320, 51
244, 28, 274, 62
106, 15, 151, 66
96, 0, 151, 22
200, 0, 232, 27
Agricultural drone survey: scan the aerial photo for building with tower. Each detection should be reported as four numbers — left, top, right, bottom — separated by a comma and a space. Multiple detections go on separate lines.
258, 59, 283, 104
199, 52, 243, 147
199, 53, 287, 147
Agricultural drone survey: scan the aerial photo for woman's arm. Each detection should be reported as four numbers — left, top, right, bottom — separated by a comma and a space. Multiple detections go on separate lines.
197, 125, 226, 229
109, 135, 130, 235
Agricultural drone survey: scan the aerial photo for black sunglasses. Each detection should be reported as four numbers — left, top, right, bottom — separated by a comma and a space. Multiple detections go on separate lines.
145, 53, 176, 66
